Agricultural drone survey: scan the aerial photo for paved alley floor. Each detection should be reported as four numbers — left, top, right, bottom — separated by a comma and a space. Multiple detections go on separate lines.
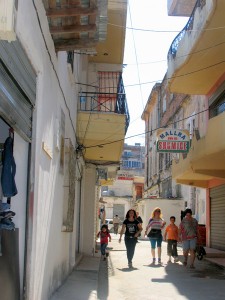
97, 234, 225, 300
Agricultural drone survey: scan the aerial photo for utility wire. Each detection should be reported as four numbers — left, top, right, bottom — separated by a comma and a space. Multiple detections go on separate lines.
75, 50, 225, 89
125, 60, 225, 87
125, 40, 225, 66
108, 22, 225, 33
127, 2, 145, 110
32, 0, 80, 146
84, 107, 209, 149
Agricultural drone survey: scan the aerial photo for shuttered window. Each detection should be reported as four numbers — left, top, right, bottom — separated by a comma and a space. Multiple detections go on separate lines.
0, 40, 36, 141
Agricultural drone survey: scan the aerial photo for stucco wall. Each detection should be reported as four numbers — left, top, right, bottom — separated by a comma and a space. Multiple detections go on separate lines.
14, 1, 87, 299
81, 164, 97, 255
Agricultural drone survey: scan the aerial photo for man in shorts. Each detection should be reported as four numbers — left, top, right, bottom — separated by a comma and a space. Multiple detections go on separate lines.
179, 208, 199, 269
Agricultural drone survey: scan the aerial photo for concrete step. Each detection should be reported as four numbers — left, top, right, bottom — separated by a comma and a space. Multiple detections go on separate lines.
205, 247, 225, 258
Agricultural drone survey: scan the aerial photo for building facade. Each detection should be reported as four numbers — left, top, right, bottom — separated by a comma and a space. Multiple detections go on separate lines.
167, 0, 225, 249
0, 1, 129, 299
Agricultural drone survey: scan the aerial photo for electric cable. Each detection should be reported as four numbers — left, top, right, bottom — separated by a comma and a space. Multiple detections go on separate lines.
125, 60, 225, 87
126, 40, 225, 66
127, 2, 145, 110
32, 0, 80, 147
84, 107, 210, 149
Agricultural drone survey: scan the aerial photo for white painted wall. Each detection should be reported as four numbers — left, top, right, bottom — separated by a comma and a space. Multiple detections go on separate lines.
81, 164, 97, 255
14, 1, 88, 299
108, 179, 133, 197
102, 197, 133, 220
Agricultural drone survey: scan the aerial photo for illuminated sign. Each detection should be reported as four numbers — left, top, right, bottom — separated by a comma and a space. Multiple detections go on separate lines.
156, 129, 190, 153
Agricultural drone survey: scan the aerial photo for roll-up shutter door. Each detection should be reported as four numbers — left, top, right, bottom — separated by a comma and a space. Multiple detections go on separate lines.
210, 185, 225, 250
0, 40, 36, 141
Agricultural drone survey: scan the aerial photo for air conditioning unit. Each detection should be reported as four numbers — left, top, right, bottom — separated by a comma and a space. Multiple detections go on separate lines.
0, 0, 16, 42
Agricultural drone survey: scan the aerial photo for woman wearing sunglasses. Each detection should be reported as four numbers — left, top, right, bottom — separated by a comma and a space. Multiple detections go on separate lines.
145, 207, 166, 265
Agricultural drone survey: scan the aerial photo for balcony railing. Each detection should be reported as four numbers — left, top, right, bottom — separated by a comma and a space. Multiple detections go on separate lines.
168, 0, 206, 59
78, 90, 130, 133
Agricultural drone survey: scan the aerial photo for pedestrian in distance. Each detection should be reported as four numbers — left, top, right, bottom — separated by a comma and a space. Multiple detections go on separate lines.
97, 224, 111, 261
119, 209, 142, 268
113, 214, 120, 234
164, 216, 179, 263
145, 207, 166, 265
178, 208, 200, 269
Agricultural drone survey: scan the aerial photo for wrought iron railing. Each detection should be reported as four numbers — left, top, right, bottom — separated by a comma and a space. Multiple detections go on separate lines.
78, 76, 130, 133
168, 0, 206, 59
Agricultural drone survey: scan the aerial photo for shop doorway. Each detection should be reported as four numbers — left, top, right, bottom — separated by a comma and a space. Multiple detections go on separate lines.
0, 117, 29, 300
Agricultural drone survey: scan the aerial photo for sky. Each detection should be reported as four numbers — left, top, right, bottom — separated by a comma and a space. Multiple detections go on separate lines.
123, 0, 188, 145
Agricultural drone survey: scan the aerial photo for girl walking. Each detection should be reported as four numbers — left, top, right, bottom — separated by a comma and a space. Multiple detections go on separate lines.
145, 207, 166, 265
97, 224, 111, 260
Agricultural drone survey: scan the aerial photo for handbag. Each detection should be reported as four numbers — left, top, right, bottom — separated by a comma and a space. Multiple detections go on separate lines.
196, 245, 206, 260
147, 229, 162, 238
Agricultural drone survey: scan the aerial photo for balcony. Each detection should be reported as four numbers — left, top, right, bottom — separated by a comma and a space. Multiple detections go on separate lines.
77, 74, 130, 163
167, 0, 225, 95
43, 0, 127, 60
167, 0, 196, 16
172, 111, 225, 187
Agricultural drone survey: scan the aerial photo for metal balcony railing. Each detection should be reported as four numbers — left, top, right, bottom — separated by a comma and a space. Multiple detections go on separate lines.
168, 0, 206, 59
78, 77, 130, 133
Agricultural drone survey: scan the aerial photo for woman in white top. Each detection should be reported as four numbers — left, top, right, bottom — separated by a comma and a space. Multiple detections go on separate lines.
145, 207, 166, 265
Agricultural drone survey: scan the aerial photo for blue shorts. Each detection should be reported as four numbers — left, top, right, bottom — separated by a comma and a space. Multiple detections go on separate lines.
182, 238, 197, 251
149, 235, 162, 249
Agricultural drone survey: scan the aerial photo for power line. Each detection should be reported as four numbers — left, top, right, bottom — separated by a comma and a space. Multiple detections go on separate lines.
75, 46, 225, 90
125, 40, 225, 66
108, 22, 225, 34
128, 2, 145, 110
84, 107, 209, 149
125, 60, 225, 87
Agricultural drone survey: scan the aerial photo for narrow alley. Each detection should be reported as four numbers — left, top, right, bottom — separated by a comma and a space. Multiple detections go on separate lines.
52, 234, 225, 300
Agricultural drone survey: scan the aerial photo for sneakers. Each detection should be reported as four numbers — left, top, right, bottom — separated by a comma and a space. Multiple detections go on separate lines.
128, 261, 133, 268
174, 257, 179, 263
150, 258, 156, 266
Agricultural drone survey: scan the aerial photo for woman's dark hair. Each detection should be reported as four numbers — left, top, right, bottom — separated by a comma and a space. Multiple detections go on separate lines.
125, 209, 137, 219
185, 208, 192, 215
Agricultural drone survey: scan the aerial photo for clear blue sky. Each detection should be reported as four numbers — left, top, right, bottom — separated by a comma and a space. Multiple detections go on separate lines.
123, 0, 188, 145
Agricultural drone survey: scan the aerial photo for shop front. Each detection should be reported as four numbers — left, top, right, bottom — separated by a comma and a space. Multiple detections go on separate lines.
0, 39, 36, 300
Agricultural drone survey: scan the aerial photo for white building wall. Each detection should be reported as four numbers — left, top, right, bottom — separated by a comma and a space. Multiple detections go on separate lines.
102, 197, 133, 220
14, 1, 87, 299
81, 164, 97, 255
